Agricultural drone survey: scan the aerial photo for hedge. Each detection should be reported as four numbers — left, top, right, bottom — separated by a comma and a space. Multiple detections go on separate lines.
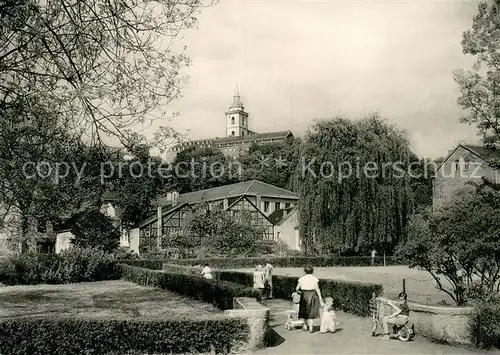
469, 301, 500, 349
214, 269, 382, 317
116, 258, 164, 270
0, 315, 248, 355
0, 248, 121, 285
130, 256, 400, 269
120, 264, 260, 309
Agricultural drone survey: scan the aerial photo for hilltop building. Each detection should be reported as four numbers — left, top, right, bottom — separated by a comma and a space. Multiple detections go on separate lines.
170, 87, 294, 158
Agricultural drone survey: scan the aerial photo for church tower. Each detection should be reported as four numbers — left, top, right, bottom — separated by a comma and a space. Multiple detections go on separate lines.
225, 86, 249, 137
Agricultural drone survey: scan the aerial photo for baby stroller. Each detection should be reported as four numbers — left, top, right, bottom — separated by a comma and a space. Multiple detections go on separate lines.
285, 292, 304, 330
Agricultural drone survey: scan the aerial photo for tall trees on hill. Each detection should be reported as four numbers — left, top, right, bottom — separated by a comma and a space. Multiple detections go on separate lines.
291, 115, 414, 256
239, 139, 302, 189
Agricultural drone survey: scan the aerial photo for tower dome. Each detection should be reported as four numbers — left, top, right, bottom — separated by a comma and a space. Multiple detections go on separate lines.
229, 85, 244, 111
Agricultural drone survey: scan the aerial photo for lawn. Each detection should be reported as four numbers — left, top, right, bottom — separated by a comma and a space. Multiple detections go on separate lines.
0, 280, 220, 319
235, 266, 456, 305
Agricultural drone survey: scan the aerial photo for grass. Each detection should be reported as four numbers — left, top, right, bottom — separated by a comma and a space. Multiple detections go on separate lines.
234, 266, 457, 306
0, 280, 220, 319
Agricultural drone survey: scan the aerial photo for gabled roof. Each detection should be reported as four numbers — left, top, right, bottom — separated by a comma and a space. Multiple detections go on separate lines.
215, 130, 293, 145
166, 180, 299, 206
436, 143, 500, 173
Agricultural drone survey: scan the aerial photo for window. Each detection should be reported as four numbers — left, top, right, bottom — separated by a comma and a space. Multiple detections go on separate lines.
464, 158, 470, 171
264, 201, 270, 212
242, 118, 246, 126
231, 117, 235, 124
275, 202, 281, 210
455, 160, 460, 173
231, 131, 235, 136
285, 202, 291, 209
242, 131, 245, 136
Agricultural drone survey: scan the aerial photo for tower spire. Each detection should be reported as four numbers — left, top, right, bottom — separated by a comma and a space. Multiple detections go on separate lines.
230, 84, 243, 109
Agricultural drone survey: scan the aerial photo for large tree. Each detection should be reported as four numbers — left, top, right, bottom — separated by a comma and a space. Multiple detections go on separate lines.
1, 0, 211, 145
454, 0, 500, 143
397, 179, 500, 306
0, 96, 108, 250
291, 114, 414, 256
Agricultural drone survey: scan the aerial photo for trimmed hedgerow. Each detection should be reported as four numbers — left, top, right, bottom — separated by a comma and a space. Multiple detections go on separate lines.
0, 315, 249, 355
120, 264, 260, 309
214, 270, 382, 317
469, 300, 500, 349
0, 248, 120, 285
162, 256, 400, 269
116, 258, 164, 270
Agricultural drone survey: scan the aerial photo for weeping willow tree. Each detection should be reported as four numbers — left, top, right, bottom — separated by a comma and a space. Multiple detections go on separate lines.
291, 114, 414, 256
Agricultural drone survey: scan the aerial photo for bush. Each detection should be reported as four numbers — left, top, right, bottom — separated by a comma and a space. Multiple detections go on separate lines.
113, 246, 139, 260
0, 247, 120, 285
0, 315, 249, 355
469, 300, 500, 349
120, 264, 260, 309
214, 270, 382, 317
167, 256, 401, 269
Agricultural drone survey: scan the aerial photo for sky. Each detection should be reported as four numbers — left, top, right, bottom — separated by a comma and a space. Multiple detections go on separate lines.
140, 0, 485, 159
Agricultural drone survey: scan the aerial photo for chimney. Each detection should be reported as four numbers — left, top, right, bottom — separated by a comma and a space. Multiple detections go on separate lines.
166, 191, 179, 206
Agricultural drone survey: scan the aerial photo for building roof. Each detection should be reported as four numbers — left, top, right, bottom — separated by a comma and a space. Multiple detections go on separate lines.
214, 131, 293, 145
436, 143, 500, 173
158, 180, 299, 207
462, 144, 500, 161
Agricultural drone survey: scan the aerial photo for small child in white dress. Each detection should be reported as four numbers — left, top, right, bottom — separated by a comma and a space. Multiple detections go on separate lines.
320, 297, 339, 334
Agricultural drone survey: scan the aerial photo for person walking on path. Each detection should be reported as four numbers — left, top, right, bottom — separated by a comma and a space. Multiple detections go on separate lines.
371, 249, 377, 266
253, 265, 265, 299
263, 260, 274, 299
296, 265, 324, 333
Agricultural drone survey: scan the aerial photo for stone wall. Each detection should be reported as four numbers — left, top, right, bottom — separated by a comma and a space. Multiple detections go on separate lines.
224, 297, 270, 351
377, 297, 472, 345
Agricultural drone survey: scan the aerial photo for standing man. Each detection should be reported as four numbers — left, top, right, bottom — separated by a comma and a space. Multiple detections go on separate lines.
263, 260, 274, 299
371, 249, 377, 266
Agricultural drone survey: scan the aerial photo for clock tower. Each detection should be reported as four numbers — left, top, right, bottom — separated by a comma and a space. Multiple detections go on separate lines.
225, 85, 249, 137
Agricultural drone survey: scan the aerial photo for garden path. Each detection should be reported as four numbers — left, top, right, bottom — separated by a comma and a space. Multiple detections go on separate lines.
256, 299, 500, 355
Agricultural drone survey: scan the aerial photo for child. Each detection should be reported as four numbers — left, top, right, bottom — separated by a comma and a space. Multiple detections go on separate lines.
320, 297, 338, 333
291, 291, 301, 314
369, 292, 379, 336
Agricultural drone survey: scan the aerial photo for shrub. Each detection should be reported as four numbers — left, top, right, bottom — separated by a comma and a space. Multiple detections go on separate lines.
0, 315, 249, 355
167, 256, 400, 269
469, 300, 500, 349
0, 247, 120, 285
120, 264, 260, 309
214, 270, 382, 317
113, 246, 139, 260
